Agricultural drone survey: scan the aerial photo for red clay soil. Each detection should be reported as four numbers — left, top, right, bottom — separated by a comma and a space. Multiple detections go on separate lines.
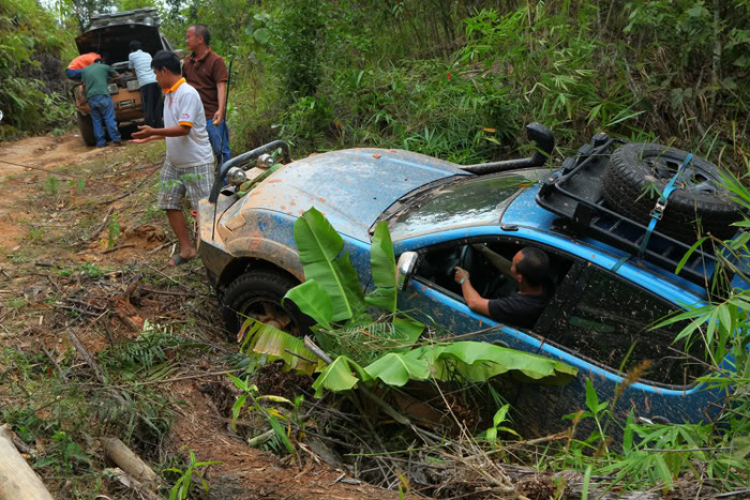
168, 380, 399, 499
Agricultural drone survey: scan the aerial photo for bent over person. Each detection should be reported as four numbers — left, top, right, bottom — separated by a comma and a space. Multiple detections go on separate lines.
131, 50, 215, 266
128, 40, 163, 128
454, 246, 551, 329
80, 59, 122, 147
66, 52, 101, 79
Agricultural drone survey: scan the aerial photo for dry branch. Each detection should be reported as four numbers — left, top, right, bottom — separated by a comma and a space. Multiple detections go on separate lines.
101, 243, 136, 254
98, 163, 161, 206
68, 331, 107, 384
104, 467, 162, 500
75, 206, 114, 246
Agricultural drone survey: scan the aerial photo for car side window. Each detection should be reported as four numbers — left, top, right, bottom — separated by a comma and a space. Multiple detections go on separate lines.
548, 268, 705, 386
414, 238, 575, 329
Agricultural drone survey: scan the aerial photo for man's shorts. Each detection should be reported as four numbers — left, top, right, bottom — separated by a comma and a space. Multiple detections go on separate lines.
157, 161, 214, 211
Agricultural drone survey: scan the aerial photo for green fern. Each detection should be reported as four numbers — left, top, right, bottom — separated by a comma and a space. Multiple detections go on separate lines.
100, 322, 206, 377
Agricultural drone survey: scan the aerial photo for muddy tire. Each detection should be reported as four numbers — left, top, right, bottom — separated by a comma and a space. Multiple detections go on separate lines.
601, 143, 741, 242
76, 112, 96, 147
221, 270, 311, 341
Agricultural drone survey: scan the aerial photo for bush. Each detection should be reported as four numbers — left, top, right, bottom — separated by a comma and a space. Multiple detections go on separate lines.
0, 0, 75, 136
267, 0, 325, 99
194, 0, 749, 171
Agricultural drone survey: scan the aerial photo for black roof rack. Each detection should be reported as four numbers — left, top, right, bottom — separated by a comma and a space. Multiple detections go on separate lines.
536, 133, 717, 287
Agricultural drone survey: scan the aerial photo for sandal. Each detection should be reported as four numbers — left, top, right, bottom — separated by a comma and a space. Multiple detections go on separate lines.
169, 255, 194, 267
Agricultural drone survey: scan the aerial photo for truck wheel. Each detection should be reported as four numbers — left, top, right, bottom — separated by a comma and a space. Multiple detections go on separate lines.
76, 112, 96, 147
221, 270, 312, 342
601, 143, 741, 243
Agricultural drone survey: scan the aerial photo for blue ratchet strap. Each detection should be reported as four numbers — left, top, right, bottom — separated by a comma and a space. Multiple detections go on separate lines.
637, 153, 693, 258
610, 255, 630, 273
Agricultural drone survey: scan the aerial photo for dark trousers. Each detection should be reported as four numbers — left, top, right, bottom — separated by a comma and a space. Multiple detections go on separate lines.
140, 82, 163, 128
206, 119, 232, 166
88, 94, 121, 147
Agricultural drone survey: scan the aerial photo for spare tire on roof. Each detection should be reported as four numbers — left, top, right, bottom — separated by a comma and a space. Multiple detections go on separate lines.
600, 143, 741, 243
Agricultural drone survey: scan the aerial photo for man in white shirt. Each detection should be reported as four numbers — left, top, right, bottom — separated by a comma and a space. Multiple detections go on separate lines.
131, 50, 215, 266
128, 40, 163, 128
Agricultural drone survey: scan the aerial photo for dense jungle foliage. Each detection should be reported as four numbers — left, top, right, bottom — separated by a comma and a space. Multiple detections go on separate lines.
1, 0, 749, 172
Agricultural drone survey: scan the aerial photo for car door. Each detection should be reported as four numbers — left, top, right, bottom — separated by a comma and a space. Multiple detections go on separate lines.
527, 263, 716, 434
399, 234, 714, 436
398, 234, 595, 434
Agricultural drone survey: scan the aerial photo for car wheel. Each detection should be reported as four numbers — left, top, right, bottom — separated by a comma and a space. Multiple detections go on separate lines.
76, 112, 96, 147
118, 122, 137, 141
601, 143, 741, 243
221, 270, 311, 341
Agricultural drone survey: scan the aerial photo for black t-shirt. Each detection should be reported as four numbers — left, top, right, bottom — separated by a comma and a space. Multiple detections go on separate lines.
487, 288, 549, 329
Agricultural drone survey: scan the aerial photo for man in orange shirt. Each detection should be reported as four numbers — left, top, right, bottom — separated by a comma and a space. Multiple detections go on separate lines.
66, 52, 102, 79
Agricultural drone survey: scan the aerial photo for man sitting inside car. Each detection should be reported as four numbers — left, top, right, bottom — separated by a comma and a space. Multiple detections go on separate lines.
454, 246, 551, 329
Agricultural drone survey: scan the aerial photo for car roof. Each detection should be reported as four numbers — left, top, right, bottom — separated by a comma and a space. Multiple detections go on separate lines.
86, 8, 160, 30
502, 185, 713, 296
391, 175, 710, 298
76, 8, 166, 62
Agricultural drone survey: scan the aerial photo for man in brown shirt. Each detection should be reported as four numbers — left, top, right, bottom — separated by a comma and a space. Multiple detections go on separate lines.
183, 24, 231, 166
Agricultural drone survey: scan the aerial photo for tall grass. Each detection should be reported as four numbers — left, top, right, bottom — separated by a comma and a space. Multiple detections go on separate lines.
189, 0, 746, 172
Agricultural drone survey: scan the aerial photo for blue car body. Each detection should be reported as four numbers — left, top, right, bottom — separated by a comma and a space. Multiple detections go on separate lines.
198, 147, 735, 432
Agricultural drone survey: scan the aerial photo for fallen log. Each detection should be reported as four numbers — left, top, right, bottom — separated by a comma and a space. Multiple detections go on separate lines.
102, 437, 158, 486
0, 424, 54, 500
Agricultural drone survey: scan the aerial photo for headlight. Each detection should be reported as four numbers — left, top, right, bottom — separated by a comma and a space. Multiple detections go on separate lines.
143, 17, 153, 26
226, 167, 248, 185
256, 153, 274, 170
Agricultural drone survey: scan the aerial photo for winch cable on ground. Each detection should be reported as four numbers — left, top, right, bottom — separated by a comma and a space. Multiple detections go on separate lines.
0, 158, 107, 183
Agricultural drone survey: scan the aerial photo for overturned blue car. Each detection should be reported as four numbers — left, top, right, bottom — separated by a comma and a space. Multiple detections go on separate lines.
197, 124, 745, 433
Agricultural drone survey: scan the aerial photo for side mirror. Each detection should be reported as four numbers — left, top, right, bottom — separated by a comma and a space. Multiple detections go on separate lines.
396, 252, 418, 291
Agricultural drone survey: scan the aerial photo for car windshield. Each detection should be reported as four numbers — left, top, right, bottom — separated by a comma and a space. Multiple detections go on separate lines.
387, 168, 548, 240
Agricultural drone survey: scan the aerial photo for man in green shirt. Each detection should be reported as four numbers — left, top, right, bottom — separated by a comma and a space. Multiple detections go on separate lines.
81, 59, 122, 147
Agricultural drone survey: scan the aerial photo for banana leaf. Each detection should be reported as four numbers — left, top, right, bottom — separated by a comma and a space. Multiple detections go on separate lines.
365, 221, 397, 313
311, 355, 372, 397
283, 279, 334, 330
364, 351, 430, 386
391, 317, 425, 348
403, 341, 578, 385
239, 318, 322, 375
319, 341, 577, 395
294, 208, 366, 322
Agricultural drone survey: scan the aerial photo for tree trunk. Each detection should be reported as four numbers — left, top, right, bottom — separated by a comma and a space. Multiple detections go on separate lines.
709, 0, 722, 121
0, 424, 54, 500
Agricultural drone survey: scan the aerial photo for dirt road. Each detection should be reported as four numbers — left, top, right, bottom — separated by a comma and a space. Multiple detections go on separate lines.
0, 134, 117, 249
0, 133, 109, 177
